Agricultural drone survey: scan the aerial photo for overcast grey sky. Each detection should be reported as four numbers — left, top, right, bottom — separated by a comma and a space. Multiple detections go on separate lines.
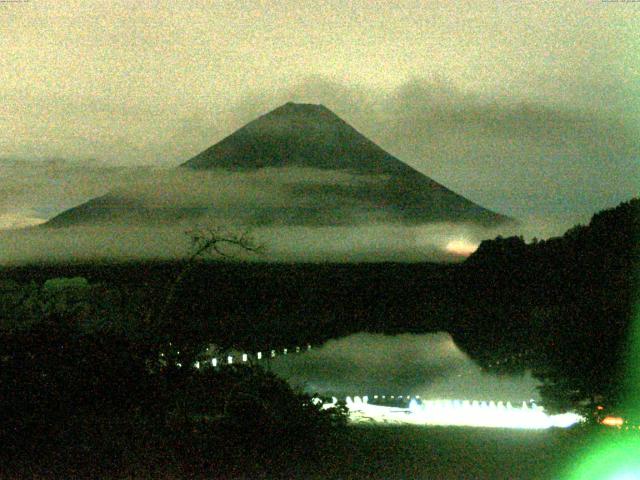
1, 0, 638, 228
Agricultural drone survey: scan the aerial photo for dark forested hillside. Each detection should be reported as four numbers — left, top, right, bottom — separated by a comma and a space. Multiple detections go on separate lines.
456, 198, 639, 413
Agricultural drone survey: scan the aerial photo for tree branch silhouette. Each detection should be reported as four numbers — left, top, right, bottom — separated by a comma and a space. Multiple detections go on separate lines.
144, 226, 262, 366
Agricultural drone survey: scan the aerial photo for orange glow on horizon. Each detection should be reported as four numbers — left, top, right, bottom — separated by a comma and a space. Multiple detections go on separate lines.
445, 239, 479, 257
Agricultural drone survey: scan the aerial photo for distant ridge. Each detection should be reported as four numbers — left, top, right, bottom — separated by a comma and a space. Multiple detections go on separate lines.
47, 102, 514, 228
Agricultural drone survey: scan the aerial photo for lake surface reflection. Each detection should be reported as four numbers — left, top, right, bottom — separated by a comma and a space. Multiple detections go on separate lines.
268, 332, 541, 404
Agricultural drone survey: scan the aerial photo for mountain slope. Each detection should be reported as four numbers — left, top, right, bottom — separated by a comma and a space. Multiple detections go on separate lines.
46, 102, 513, 228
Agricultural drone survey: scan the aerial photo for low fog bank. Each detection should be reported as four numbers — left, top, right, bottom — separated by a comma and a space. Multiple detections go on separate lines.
269, 332, 540, 403
0, 216, 571, 265
0, 222, 464, 264
0, 158, 162, 230
0, 163, 395, 229
0, 162, 581, 265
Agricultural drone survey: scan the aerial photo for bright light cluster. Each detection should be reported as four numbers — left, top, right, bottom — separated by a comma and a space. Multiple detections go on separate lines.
445, 239, 479, 256
324, 396, 584, 430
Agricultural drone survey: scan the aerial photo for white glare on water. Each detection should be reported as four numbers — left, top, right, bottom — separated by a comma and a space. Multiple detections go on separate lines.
323, 397, 583, 430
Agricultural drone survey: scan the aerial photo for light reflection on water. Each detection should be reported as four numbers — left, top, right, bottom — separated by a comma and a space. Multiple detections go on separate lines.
268, 331, 541, 404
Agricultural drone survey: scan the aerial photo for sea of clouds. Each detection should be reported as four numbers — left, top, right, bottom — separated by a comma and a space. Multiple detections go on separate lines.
0, 161, 546, 264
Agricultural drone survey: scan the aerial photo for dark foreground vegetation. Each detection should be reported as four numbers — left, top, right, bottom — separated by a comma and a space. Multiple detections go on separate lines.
0, 283, 348, 478
0, 198, 637, 477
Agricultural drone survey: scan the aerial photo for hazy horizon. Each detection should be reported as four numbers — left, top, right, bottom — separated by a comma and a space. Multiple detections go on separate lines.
1, 1, 638, 263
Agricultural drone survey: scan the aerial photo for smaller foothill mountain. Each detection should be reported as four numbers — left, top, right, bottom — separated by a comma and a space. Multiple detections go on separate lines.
46, 102, 513, 229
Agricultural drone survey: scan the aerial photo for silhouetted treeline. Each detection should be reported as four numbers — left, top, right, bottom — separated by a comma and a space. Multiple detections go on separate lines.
0, 260, 456, 351
456, 198, 639, 415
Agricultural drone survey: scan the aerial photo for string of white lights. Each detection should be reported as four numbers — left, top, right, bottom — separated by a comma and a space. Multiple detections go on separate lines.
320, 395, 584, 430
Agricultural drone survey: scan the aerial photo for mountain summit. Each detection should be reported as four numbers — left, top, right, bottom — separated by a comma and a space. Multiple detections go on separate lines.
47, 102, 513, 229
183, 102, 435, 176
183, 102, 396, 172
